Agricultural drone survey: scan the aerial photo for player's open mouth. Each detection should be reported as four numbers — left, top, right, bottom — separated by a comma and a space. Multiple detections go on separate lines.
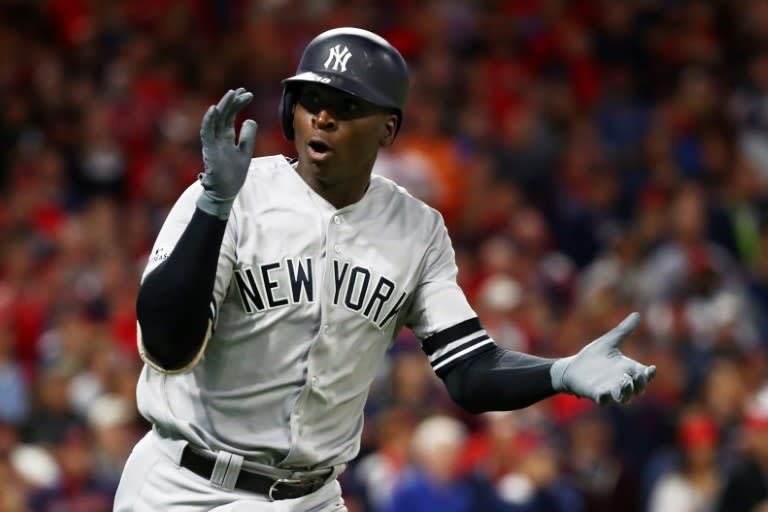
307, 139, 333, 160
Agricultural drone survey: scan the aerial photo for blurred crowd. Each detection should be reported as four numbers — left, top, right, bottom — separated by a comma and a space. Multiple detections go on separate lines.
3, 0, 768, 510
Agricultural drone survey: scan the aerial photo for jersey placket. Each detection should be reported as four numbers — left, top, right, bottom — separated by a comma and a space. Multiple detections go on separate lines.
282, 207, 342, 467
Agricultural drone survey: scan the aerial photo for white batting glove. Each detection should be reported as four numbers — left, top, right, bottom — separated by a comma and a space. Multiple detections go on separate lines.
550, 312, 656, 405
197, 88, 258, 220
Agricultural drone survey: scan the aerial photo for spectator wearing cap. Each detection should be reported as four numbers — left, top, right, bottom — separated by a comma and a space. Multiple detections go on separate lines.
386, 415, 485, 512
715, 386, 768, 512
647, 409, 721, 512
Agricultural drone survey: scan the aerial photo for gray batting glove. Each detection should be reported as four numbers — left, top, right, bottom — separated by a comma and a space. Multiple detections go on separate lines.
550, 312, 656, 405
197, 88, 258, 220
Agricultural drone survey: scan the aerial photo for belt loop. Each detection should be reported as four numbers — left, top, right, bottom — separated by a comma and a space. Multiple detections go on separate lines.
210, 451, 244, 490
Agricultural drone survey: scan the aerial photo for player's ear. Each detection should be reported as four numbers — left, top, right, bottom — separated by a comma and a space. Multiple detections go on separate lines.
379, 114, 397, 147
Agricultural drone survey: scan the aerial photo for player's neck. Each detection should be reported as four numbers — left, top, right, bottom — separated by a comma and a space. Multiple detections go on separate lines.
294, 163, 372, 209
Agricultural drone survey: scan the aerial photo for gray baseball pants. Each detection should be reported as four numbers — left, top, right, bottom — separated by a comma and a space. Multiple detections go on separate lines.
113, 429, 347, 511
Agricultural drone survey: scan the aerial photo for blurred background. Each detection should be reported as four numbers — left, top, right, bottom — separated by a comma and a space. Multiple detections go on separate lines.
2, 0, 768, 510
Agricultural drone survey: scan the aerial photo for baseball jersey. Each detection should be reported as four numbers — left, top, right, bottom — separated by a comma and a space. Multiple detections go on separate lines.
136, 155, 495, 470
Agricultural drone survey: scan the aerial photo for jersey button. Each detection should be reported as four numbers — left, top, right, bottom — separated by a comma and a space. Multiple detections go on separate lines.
333, 216, 341, 224
311, 376, 318, 386
334, 244, 341, 253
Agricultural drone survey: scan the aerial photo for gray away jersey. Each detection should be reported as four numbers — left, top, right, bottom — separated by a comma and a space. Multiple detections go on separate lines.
136, 155, 496, 470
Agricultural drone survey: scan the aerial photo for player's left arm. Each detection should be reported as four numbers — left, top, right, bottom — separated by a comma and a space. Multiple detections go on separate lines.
410, 217, 655, 412
437, 313, 655, 412
421, 317, 557, 412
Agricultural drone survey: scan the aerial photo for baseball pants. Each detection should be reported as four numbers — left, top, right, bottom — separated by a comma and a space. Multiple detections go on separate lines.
113, 429, 347, 511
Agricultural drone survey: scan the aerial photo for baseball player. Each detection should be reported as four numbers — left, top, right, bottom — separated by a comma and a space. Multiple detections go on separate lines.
113, 27, 656, 511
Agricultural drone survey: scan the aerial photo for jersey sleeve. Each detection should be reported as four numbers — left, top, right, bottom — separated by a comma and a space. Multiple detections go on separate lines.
143, 181, 238, 329
407, 216, 496, 376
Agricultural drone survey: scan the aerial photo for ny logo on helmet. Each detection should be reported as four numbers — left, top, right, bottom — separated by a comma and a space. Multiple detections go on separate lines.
324, 45, 352, 72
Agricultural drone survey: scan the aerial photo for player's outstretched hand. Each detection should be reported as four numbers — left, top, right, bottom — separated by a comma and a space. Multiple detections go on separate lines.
550, 312, 656, 405
197, 88, 258, 220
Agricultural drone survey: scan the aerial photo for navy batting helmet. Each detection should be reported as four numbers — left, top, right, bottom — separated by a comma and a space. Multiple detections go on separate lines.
279, 27, 409, 140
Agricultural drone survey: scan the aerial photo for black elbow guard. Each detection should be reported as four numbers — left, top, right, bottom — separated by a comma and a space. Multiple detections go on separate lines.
136, 271, 211, 371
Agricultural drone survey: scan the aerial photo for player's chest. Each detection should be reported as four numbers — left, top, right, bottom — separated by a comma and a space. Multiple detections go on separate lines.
230, 210, 421, 327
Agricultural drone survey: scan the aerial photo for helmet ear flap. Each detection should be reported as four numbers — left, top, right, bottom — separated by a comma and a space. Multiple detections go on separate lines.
279, 86, 298, 140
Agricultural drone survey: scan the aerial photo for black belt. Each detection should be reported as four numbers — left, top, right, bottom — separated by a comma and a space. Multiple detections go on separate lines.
180, 446, 326, 500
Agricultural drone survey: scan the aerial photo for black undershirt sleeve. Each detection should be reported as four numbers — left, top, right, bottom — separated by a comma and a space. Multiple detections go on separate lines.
439, 346, 557, 413
136, 208, 227, 371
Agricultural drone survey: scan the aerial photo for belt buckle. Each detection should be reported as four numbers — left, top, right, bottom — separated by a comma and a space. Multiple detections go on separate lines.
268, 477, 305, 501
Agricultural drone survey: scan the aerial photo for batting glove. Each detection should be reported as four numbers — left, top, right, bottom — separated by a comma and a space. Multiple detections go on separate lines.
197, 88, 258, 220
550, 312, 656, 405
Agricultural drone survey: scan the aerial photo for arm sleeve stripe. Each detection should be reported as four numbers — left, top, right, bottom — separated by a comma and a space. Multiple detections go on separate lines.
421, 317, 483, 355
429, 333, 490, 365
432, 338, 496, 372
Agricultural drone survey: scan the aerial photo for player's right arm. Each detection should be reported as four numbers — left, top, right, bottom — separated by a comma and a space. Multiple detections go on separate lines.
136, 88, 257, 373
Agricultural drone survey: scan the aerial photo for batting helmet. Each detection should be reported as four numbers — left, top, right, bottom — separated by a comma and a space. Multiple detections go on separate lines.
279, 27, 409, 140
